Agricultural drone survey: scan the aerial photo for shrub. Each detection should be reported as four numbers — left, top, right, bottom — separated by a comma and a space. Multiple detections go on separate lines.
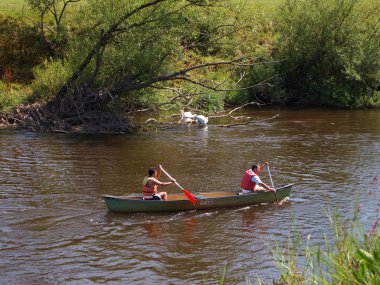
274, 0, 380, 107
0, 15, 50, 82
30, 59, 71, 102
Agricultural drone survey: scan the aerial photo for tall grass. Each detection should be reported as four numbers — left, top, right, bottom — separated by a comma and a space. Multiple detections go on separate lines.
0, 81, 32, 114
272, 208, 380, 284
0, 0, 34, 18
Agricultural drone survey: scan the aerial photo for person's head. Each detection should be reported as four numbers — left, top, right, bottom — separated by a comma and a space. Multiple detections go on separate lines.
148, 167, 157, 177
251, 164, 260, 174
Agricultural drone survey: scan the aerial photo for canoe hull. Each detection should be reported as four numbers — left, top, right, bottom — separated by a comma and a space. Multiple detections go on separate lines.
103, 184, 293, 213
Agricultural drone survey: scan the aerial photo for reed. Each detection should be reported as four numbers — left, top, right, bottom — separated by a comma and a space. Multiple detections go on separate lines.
272, 209, 380, 284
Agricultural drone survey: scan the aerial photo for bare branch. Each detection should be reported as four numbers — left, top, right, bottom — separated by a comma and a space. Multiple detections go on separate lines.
209, 102, 263, 119
218, 114, 279, 127
110, 56, 253, 94
59, 1, 80, 25
55, 0, 167, 99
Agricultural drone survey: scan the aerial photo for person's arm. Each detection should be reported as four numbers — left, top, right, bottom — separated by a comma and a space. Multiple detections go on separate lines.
258, 162, 270, 172
258, 182, 276, 192
253, 175, 275, 192
157, 165, 176, 184
156, 165, 162, 179
151, 178, 174, 187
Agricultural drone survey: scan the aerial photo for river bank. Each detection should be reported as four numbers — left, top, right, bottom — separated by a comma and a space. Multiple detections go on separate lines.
0, 102, 137, 133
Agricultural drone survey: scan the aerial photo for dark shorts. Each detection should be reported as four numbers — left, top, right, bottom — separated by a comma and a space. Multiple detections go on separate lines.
152, 194, 162, 200
143, 194, 162, 200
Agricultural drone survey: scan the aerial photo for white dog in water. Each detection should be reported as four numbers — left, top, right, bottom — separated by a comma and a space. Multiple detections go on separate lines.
193, 114, 208, 126
179, 111, 208, 127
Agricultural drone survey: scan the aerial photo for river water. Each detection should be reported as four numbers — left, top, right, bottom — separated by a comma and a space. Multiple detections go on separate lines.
0, 108, 379, 284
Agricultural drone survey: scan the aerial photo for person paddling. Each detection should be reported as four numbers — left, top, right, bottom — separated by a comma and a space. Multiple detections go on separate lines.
240, 162, 276, 193
142, 165, 176, 200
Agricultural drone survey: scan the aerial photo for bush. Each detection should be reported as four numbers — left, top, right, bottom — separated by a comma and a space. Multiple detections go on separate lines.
30, 59, 71, 102
230, 1, 284, 106
0, 15, 50, 82
244, 47, 286, 104
274, 0, 380, 107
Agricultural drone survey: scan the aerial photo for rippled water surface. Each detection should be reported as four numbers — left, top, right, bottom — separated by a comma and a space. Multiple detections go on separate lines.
1, 108, 379, 284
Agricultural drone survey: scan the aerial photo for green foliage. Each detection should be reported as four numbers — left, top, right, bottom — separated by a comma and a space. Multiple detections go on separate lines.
229, 1, 285, 105
273, 211, 380, 284
73, 0, 241, 85
194, 91, 225, 113
25, 0, 80, 54
180, 66, 241, 112
0, 81, 32, 113
29, 0, 261, 112
0, 15, 50, 82
244, 48, 286, 104
178, 2, 238, 57
114, 88, 170, 113
0, 0, 34, 18
30, 59, 71, 102
274, 0, 380, 107
2, 0, 379, 112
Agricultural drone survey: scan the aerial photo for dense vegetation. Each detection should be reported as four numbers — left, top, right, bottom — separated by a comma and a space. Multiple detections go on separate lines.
273, 210, 380, 284
274, 0, 380, 107
0, 0, 379, 131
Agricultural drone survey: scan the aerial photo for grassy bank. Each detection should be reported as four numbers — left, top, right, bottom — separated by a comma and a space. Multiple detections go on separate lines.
0, 0, 34, 18
0, 0, 379, 119
273, 210, 380, 284
0, 9, 49, 114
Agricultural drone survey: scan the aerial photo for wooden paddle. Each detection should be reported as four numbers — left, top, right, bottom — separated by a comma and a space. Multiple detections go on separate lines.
159, 166, 196, 205
267, 164, 279, 204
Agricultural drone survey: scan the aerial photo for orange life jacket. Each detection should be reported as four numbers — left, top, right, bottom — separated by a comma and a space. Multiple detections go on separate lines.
142, 177, 158, 199
240, 170, 257, 190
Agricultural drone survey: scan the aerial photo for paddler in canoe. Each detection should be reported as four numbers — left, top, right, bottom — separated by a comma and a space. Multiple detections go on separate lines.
102, 163, 293, 213
142, 165, 176, 201
241, 162, 276, 193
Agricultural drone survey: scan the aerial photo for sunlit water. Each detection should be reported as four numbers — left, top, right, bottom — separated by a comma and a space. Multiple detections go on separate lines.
1, 108, 379, 284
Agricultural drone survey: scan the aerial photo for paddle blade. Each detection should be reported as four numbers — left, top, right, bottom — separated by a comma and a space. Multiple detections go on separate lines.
182, 189, 196, 205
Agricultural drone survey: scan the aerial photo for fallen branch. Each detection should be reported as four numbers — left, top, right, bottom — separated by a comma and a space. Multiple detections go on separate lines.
209, 101, 263, 120
218, 114, 279, 127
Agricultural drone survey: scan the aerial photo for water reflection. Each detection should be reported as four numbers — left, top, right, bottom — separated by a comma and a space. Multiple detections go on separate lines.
143, 222, 160, 239
183, 216, 198, 244
104, 211, 199, 245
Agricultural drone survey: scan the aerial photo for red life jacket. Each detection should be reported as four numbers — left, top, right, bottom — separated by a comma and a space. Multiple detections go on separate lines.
240, 170, 257, 190
142, 177, 158, 199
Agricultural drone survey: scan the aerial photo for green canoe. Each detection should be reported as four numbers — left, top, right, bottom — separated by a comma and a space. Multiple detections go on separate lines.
103, 183, 294, 213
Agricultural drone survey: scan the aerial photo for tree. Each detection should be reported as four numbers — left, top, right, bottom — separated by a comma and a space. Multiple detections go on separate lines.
274, 0, 380, 107
26, 0, 80, 53
51, 0, 252, 110
27, 0, 260, 132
